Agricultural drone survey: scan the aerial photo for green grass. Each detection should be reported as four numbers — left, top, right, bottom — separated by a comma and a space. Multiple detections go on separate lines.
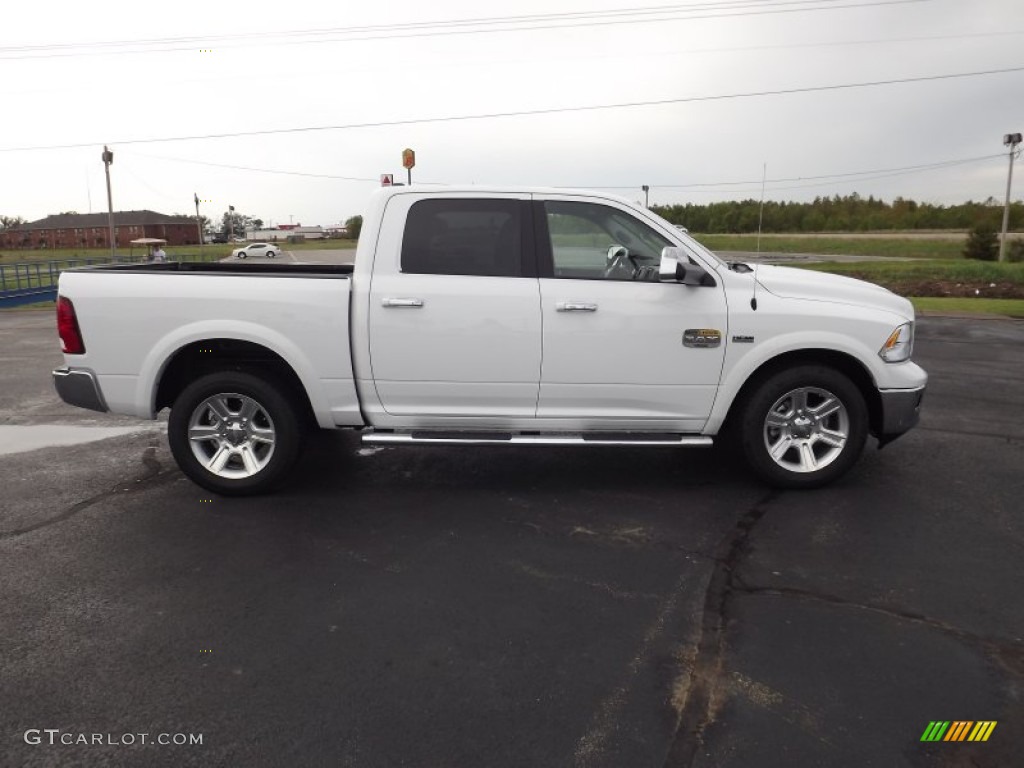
2, 301, 55, 311
796, 258, 1024, 284
910, 297, 1024, 317
696, 234, 966, 260
0, 239, 356, 264
286, 240, 357, 251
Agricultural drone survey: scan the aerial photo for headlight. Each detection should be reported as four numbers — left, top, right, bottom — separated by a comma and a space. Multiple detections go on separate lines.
879, 322, 914, 362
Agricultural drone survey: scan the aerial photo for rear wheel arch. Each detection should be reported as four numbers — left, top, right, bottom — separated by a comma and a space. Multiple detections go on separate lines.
155, 338, 317, 428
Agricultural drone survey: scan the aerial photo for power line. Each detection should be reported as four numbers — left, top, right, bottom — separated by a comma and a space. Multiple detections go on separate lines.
3, 64, 1021, 153
592, 153, 1007, 189
129, 148, 1003, 194
0, 0, 871, 49
0, 0, 926, 59
5, 29, 1018, 98
127, 151, 382, 183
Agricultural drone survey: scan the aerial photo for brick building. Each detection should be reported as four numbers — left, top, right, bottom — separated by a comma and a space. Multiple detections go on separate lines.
0, 210, 199, 250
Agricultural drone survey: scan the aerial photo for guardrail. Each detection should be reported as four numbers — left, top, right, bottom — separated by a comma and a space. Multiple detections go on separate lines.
0, 254, 220, 308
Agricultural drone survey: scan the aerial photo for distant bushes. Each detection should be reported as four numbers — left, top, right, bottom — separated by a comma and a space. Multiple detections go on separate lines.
964, 225, 999, 261
651, 194, 1024, 234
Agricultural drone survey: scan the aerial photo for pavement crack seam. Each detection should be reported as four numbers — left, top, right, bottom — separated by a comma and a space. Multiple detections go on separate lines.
916, 425, 1021, 444
734, 585, 1024, 673
662, 489, 782, 768
574, 570, 691, 767
0, 445, 178, 540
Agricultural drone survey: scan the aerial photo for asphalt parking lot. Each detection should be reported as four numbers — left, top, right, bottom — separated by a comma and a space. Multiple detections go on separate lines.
1, 310, 1022, 768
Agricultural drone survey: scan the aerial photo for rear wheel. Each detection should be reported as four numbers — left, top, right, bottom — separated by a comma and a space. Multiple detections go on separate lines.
738, 365, 868, 489
168, 371, 302, 495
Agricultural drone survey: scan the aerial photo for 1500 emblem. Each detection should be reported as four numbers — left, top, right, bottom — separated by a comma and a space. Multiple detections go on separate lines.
683, 329, 722, 348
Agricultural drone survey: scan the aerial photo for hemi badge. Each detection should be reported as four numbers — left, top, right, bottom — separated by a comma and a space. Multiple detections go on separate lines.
683, 329, 722, 348
732, 335, 755, 343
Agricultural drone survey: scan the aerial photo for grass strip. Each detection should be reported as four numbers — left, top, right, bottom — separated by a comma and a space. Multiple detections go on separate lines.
795, 259, 1024, 284
910, 297, 1024, 317
697, 234, 965, 259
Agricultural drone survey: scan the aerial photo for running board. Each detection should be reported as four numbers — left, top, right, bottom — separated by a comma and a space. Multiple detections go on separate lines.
362, 431, 713, 447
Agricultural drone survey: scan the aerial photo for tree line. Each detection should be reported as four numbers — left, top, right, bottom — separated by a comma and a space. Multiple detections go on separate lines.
651, 194, 1024, 233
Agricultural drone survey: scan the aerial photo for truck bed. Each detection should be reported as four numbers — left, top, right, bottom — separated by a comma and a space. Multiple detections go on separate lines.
64, 261, 355, 277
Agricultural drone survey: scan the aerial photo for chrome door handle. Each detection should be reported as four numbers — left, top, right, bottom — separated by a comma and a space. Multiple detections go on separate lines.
556, 302, 598, 312
381, 298, 424, 308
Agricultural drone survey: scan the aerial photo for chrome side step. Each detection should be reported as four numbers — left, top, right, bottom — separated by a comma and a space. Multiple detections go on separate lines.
362, 431, 713, 447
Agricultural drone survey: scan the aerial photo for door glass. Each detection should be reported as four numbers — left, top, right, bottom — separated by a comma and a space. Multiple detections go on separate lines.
402, 199, 522, 277
545, 201, 670, 281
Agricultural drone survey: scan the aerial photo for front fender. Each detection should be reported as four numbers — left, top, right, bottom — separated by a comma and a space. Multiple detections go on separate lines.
705, 329, 882, 434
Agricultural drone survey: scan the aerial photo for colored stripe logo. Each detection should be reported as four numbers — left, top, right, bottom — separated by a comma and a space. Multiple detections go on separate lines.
920, 721, 997, 742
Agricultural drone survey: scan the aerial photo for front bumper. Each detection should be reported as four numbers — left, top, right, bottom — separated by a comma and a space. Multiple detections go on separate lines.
876, 385, 925, 447
52, 367, 108, 413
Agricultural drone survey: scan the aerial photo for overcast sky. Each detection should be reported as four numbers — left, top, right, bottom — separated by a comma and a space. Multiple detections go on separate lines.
2, 0, 1021, 227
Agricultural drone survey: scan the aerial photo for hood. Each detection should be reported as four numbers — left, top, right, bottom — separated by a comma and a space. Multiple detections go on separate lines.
753, 264, 914, 319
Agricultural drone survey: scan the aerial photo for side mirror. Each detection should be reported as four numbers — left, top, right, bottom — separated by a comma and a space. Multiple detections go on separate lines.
659, 253, 685, 282
659, 247, 715, 286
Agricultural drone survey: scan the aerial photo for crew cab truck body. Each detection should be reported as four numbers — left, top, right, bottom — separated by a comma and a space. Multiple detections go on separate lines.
53, 186, 926, 494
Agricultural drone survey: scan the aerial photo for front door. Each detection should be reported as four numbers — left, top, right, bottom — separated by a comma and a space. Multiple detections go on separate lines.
535, 197, 727, 431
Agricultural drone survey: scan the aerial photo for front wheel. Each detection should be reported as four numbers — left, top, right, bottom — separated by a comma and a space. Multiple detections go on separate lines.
168, 371, 303, 495
738, 365, 868, 489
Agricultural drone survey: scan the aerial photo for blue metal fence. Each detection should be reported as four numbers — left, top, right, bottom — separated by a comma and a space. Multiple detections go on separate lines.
0, 254, 219, 308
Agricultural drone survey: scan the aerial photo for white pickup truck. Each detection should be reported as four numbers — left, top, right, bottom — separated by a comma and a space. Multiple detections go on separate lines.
53, 186, 926, 494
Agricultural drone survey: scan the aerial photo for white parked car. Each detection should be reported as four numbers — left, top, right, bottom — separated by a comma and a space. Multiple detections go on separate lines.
232, 242, 280, 259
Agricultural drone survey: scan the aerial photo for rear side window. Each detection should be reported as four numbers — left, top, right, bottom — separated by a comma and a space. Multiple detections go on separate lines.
401, 199, 522, 277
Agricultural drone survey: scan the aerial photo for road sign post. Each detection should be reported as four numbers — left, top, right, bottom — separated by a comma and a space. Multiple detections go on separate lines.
402, 148, 416, 186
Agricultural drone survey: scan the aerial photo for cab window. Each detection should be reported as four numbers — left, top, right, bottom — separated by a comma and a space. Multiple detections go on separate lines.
401, 199, 523, 277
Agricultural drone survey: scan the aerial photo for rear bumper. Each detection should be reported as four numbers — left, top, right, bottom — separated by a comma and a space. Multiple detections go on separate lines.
52, 367, 108, 413
876, 385, 925, 447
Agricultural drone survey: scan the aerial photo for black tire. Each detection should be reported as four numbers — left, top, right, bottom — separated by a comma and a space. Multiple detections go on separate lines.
168, 370, 303, 496
737, 365, 868, 489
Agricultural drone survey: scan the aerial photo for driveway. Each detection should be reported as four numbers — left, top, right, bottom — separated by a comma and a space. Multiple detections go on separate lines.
1, 311, 1021, 767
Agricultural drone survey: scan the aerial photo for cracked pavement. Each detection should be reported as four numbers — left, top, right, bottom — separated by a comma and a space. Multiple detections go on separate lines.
1, 311, 1022, 767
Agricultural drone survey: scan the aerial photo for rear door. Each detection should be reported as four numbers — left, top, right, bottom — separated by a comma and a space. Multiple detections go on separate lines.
367, 193, 541, 420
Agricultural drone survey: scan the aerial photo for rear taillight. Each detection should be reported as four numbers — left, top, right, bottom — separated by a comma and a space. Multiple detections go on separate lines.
57, 296, 85, 354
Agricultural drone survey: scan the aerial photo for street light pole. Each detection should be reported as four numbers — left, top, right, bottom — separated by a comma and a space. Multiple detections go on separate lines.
102, 146, 115, 261
194, 193, 203, 247
999, 132, 1022, 263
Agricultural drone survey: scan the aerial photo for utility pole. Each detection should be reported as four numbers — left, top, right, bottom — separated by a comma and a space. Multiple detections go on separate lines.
102, 146, 115, 261
642, 185, 650, 208
756, 162, 767, 255
999, 132, 1022, 263
228, 205, 235, 241
194, 193, 203, 246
